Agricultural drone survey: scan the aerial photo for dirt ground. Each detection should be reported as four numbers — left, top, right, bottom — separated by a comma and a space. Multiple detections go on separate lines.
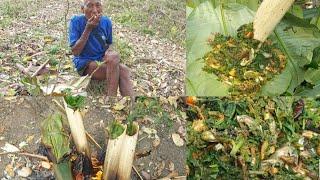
0, 0, 185, 97
0, 97, 186, 179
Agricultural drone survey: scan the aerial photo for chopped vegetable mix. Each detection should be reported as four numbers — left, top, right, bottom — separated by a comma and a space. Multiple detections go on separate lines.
203, 23, 287, 94
187, 97, 320, 179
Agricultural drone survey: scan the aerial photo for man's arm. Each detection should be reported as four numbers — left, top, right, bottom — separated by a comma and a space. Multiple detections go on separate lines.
71, 15, 101, 56
71, 27, 92, 56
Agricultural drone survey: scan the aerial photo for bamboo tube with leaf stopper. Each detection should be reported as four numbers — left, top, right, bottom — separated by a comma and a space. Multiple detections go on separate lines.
63, 98, 90, 156
118, 121, 139, 180
103, 120, 126, 180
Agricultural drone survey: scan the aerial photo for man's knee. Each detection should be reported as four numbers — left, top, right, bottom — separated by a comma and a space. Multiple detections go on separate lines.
104, 51, 120, 66
84, 61, 98, 74
120, 64, 131, 76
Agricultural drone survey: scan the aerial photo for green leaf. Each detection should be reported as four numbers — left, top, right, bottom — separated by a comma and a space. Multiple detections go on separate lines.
308, 46, 320, 68
311, 15, 320, 30
41, 113, 70, 163
230, 136, 245, 157
260, 67, 292, 96
211, 0, 259, 10
63, 89, 85, 111
304, 68, 320, 85
186, 0, 208, 8
262, 15, 320, 95
296, 84, 320, 97
186, 59, 228, 96
187, 2, 254, 62
52, 162, 73, 180
187, 2, 320, 96
289, 5, 304, 19
108, 120, 125, 139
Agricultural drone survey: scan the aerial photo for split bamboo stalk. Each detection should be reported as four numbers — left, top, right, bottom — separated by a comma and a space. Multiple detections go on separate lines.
118, 122, 140, 180
103, 125, 127, 180
63, 99, 90, 156
254, 0, 295, 42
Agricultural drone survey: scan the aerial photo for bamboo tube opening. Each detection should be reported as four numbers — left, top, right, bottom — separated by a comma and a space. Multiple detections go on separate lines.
103, 124, 127, 180
63, 99, 90, 156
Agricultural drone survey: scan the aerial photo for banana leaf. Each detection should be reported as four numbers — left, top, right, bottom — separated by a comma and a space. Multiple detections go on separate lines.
261, 14, 320, 95
186, 2, 320, 96
187, 0, 259, 11
41, 113, 73, 180
41, 113, 70, 162
186, 2, 254, 96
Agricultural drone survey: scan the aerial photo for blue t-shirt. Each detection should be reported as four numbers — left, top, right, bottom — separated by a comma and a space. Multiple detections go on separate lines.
69, 14, 112, 71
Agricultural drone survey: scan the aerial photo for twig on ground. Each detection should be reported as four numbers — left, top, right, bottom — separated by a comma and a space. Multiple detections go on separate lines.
132, 165, 143, 180
16, 63, 32, 74
85, 131, 102, 150
0, 151, 49, 161
31, 59, 50, 77
30, 51, 44, 58
138, 135, 148, 142
52, 99, 67, 115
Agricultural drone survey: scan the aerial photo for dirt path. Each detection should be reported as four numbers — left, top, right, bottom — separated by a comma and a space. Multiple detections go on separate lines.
0, 0, 185, 96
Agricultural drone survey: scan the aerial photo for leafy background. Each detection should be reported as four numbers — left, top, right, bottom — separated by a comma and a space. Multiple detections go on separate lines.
186, 0, 320, 96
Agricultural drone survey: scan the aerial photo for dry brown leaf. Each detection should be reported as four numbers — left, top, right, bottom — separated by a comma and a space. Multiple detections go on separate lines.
153, 137, 161, 148
5, 164, 14, 177
191, 119, 207, 132
1, 142, 20, 152
135, 148, 152, 158
168, 161, 175, 172
26, 135, 34, 143
172, 133, 184, 147
141, 171, 151, 180
168, 96, 178, 108
177, 126, 186, 138
261, 140, 269, 160
156, 161, 166, 177
41, 161, 51, 169
17, 167, 32, 177
112, 102, 125, 111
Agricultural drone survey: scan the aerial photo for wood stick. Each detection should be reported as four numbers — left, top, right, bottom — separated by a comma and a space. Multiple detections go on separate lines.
30, 51, 44, 58
31, 59, 50, 77
85, 131, 102, 150
0, 151, 49, 161
132, 165, 143, 180
16, 63, 32, 74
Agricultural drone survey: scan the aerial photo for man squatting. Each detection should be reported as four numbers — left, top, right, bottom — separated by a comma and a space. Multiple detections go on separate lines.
69, 0, 134, 96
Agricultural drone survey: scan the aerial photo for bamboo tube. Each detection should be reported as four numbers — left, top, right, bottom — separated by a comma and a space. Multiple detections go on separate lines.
103, 125, 127, 180
118, 122, 139, 180
63, 99, 90, 156
254, 0, 295, 42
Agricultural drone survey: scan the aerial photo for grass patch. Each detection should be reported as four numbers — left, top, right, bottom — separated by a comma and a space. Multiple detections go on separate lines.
113, 38, 134, 63
132, 97, 174, 128
0, 1, 24, 18
0, 0, 38, 28
104, 0, 185, 46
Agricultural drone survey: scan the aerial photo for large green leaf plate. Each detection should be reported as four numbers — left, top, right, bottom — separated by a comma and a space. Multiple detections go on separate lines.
186, 2, 320, 96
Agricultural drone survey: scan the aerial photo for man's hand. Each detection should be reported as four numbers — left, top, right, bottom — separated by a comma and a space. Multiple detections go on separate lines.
85, 13, 101, 31
71, 13, 101, 56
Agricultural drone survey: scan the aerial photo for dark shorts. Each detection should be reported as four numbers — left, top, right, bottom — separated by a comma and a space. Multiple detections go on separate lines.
76, 60, 104, 76
77, 63, 89, 76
